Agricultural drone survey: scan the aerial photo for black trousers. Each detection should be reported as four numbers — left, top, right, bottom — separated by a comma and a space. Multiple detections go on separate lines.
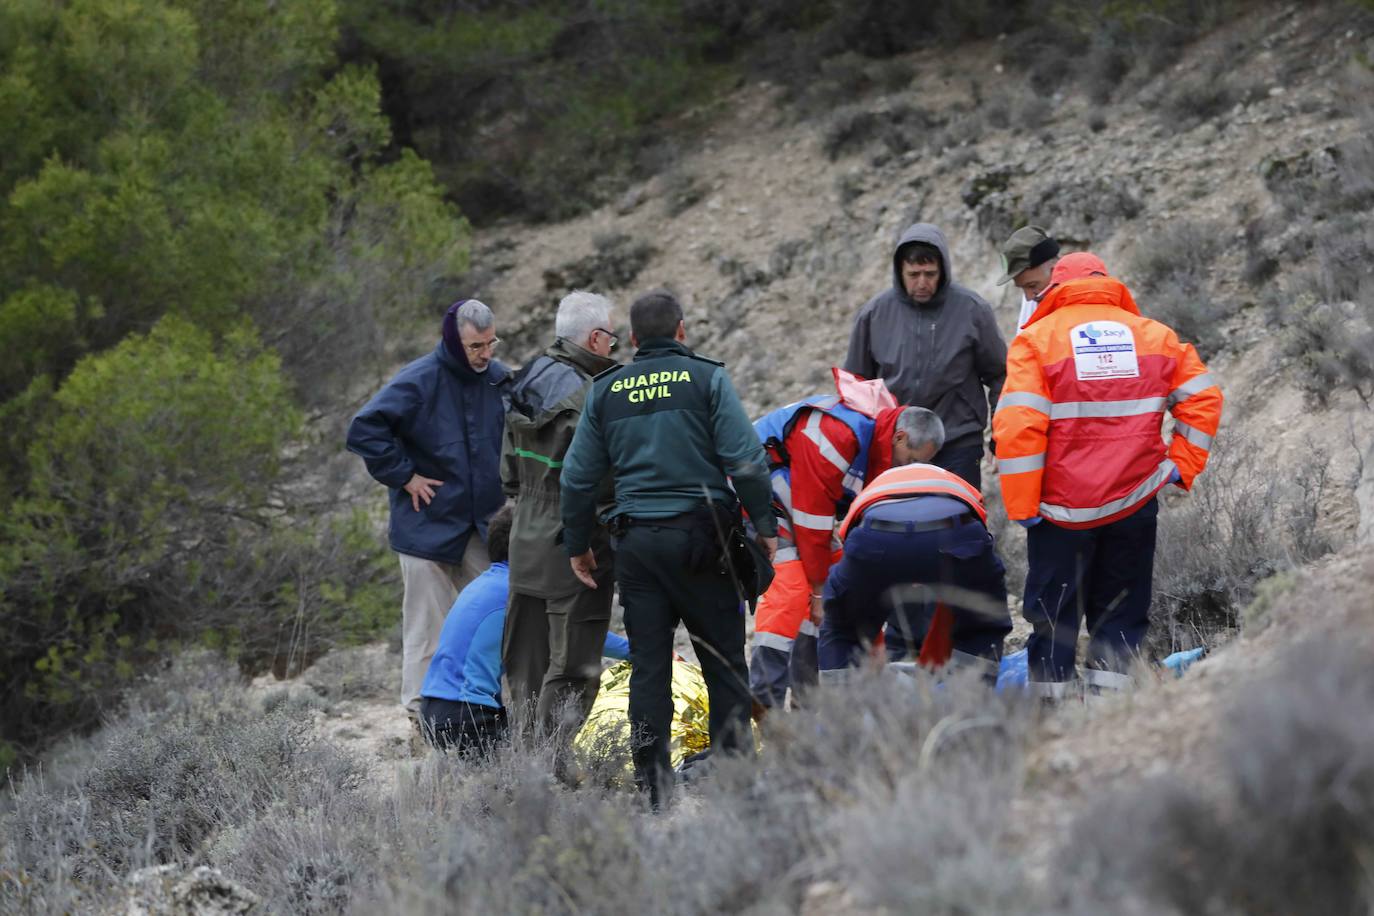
615, 522, 753, 806
419, 696, 508, 757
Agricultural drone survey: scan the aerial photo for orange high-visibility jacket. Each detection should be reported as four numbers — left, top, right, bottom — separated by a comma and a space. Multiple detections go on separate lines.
993, 277, 1223, 528
838, 463, 987, 541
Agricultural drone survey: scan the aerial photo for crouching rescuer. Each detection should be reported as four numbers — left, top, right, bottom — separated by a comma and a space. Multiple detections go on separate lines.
817, 430, 1013, 680
993, 253, 1223, 695
749, 370, 948, 709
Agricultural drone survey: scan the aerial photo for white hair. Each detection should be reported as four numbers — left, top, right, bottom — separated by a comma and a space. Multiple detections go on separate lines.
896, 407, 945, 453
555, 290, 614, 344
457, 299, 494, 332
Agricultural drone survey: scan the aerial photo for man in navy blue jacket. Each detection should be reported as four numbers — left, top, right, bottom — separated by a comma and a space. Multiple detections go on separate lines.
347, 299, 511, 720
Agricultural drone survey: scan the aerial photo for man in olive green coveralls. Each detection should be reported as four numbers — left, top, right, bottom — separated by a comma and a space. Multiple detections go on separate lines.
560, 290, 777, 808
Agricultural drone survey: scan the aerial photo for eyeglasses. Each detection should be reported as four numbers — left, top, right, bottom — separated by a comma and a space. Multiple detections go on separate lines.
465, 337, 501, 354
593, 328, 619, 351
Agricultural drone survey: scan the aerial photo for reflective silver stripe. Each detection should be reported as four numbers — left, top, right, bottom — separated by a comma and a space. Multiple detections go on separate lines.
1083, 668, 1133, 691
771, 473, 792, 509
860, 479, 977, 502
802, 412, 851, 476
997, 453, 1045, 475
1039, 459, 1176, 524
995, 391, 1053, 415
819, 667, 854, 686
1168, 372, 1217, 406
774, 545, 799, 562
1049, 397, 1166, 420
798, 619, 818, 637
1173, 422, 1214, 451
791, 508, 834, 532
753, 631, 793, 652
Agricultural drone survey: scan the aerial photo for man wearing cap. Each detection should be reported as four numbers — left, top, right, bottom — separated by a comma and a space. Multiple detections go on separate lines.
998, 224, 1061, 331
845, 222, 1006, 490
994, 253, 1223, 696
347, 299, 511, 722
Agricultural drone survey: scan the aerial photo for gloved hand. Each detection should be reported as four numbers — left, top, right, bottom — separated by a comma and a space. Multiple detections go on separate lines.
1168, 467, 1182, 486
1016, 517, 1042, 528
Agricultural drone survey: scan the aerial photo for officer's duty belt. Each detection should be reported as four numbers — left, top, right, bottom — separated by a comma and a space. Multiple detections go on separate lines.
862, 511, 976, 534
625, 512, 695, 530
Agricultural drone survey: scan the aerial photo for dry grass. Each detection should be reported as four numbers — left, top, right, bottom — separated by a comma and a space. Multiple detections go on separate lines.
7, 589, 1374, 914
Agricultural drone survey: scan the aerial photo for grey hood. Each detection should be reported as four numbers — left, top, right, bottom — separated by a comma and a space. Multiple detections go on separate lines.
891, 222, 953, 309
844, 222, 1007, 450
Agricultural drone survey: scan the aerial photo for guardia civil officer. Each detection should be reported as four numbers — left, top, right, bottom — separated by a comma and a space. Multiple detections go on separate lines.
560, 290, 777, 808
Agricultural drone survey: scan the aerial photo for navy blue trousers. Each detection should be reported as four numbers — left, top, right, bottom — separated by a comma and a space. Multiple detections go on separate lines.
419, 696, 507, 757
1022, 497, 1158, 682
882, 443, 983, 658
818, 504, 1010, 671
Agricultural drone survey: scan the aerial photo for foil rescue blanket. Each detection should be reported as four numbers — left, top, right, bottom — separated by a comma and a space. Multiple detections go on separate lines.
574, 660, 711, 769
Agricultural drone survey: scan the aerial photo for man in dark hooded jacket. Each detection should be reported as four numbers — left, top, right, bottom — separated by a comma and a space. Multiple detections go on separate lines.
500, 290, 620, 745
844, 223, 1007, 490
347, 299, 511, 721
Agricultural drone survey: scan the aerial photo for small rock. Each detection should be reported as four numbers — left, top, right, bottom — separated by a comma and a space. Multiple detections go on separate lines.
125, 864, 261, 915
615, 185, 646, 214
1049, 749, 1080, 775
800, 880, 856, 916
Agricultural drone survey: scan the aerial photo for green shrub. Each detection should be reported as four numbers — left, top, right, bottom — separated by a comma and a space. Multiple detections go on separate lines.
0, 0, 467, 758
0, 318, 403, 755
0, 317, 296, 741
0, 0, 471, 419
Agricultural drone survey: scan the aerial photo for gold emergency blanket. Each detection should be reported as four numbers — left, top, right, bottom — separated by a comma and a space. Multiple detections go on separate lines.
574, 660, 711, 770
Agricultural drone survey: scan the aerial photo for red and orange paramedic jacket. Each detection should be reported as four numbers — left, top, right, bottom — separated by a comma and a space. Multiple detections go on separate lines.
777, 406, 902, 586
993, 272, 1223, 528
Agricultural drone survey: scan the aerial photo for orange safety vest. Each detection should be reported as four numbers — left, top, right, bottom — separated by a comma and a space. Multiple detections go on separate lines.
838, 463, 987, 541
993, 276, 1223, 529
837, 463, 989, 669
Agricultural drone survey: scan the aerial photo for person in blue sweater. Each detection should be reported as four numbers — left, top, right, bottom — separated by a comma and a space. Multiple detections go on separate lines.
420, 505, 629, 755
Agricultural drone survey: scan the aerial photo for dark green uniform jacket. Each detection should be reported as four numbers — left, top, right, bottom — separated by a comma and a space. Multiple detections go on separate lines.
502, 337, 618, 598
560, 338, 777, 556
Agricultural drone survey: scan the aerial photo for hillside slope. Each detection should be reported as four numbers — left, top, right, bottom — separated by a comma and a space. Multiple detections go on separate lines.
9, 5, 1374, 913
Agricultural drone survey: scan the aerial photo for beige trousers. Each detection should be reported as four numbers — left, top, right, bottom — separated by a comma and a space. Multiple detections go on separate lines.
398, 538, 490, 714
